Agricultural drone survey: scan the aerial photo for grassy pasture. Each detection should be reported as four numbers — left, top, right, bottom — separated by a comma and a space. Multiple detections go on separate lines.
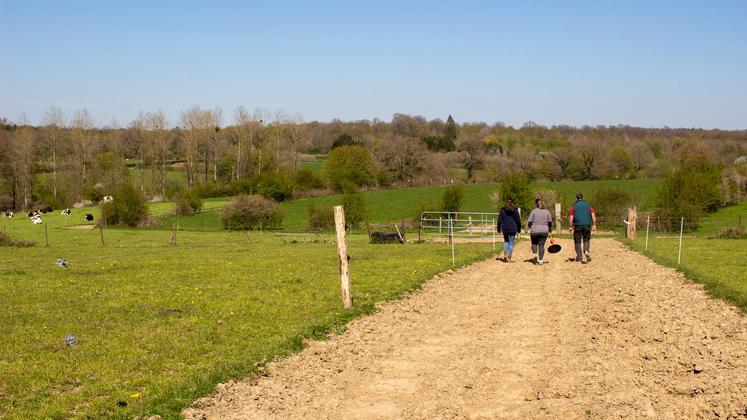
149, 179, 662, 233
0, 211, 494, 418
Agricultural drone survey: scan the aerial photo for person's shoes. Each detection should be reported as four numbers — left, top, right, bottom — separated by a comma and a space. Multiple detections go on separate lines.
585, 251, 591, 262
538, 259, 544, 266
532, 254, 538, 264
581, 260, 588, 264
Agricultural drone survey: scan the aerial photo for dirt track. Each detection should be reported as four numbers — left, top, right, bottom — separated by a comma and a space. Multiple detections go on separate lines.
185, 239, 747, 419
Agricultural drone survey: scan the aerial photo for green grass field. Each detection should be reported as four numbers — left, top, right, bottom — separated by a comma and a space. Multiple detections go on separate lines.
0, 211, 494, 418
149, 178, 662, 233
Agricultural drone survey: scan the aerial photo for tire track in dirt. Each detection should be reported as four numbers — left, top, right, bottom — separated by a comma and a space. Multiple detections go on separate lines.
185, 239, 747, 419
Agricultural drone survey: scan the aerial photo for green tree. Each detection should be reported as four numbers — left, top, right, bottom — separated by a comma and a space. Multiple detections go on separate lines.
498, 173, 533, 212
442, 185, 464, 213
445, 115, 458, 141
655, 160, 723, 230
324, 145, 377, 191
340, 191, 367, 228
330, 133, 359, 150
608, 145, 635, 178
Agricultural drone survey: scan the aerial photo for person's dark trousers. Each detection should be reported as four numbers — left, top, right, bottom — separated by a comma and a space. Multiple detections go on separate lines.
573, 226, 592, 261
530, 233, 548, 260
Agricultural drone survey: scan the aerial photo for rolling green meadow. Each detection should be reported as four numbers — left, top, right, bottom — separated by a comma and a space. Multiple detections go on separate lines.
0, 207, 494, 418
3, 176, 745, 418
155, 178, 664, 232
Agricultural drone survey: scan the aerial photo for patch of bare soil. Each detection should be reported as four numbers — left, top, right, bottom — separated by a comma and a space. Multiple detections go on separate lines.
67, 224, 95, 230
185, 239, 747, 419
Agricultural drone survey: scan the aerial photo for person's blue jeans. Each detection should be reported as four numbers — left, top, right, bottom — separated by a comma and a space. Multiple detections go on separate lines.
503, 232, 516, 256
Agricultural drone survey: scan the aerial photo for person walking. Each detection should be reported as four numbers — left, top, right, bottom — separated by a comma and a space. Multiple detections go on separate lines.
497, 197, 521, 262
568, 193, 597, 263
526, 198, 553, 265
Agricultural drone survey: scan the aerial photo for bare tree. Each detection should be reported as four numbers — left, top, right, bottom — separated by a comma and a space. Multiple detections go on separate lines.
41, 106, 66, 201
143, 110, 169, 197
10, 114, 36, 209
71, 109, 95, 201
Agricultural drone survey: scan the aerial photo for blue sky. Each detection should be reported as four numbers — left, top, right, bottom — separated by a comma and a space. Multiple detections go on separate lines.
1, 0, 746, 128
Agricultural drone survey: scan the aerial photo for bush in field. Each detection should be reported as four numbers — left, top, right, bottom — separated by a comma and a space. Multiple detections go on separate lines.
308, 204, 334, 231
220, 194, 284, 230
174, 190, 203, 216
100, 184, 149, 227
0, 232, 35, 247
324, 145, 377, 191
442, 185, 464, 213
497, 173, 534, 212
710, 227, 747, 240
655, 161, 722, 230
295, 168, 325, 191
257, 172, 295, 202
590, 185, 634, 225
341, 191, 367, 229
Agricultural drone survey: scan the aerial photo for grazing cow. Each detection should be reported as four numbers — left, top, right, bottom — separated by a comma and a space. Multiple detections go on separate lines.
2, 211, 12, 218
85, 214, 94, 222
102, 196, 114, 203
61, 209, 71, 216
32, 216, 42, 225
27, 211, 35, 218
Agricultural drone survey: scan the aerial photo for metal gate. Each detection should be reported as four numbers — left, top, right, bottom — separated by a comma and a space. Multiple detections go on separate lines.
419, 211, 503, 238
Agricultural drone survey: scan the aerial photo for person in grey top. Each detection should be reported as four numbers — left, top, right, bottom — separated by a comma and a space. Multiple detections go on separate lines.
525, 198, 553, 265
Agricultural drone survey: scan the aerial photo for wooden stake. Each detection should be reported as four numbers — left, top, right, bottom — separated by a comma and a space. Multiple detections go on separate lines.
394, 223, 404, 243
645, 215, 650, 251
334, 205, 352, 308
99, 225, 105, 247
677, 217, 684, 265
45, 224, 49, 246
554, 203, 562, 234
170, 223, 177, 245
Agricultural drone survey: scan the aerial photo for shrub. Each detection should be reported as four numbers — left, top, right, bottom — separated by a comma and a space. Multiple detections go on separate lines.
174, 190, 203, 216
256, 172, 295, 202
340, 191, 367, 229
308, 204, 334, 231
590, 185, 634, 225
295, 168, 325, 191
710, 227, 747, 240
324, 145, 377, 191
655, 161, 723, 230
220, 194, 284, 230
100, 184, 149, 227
442, 185, 464, 213
0, 232, 35, 247
497, 173, 534, 212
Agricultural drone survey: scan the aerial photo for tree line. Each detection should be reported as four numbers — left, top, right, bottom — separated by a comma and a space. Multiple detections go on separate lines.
1, 106, 746, 211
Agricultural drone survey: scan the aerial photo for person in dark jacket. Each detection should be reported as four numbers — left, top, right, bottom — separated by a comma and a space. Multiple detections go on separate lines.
497, 197, 522, 262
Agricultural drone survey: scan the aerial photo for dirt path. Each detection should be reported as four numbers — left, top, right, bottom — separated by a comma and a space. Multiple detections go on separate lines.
185, 239, 747, 419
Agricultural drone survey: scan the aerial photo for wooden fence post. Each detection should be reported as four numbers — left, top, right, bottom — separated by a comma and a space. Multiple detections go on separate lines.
170, 223, 177, 245
45, 224, 49, 246
554, 203, 562, 234
99, 225, 105, 247
334, 205, 352, 309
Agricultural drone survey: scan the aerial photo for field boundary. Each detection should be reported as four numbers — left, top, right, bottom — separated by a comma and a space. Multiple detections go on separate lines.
619, 238, 747, 313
